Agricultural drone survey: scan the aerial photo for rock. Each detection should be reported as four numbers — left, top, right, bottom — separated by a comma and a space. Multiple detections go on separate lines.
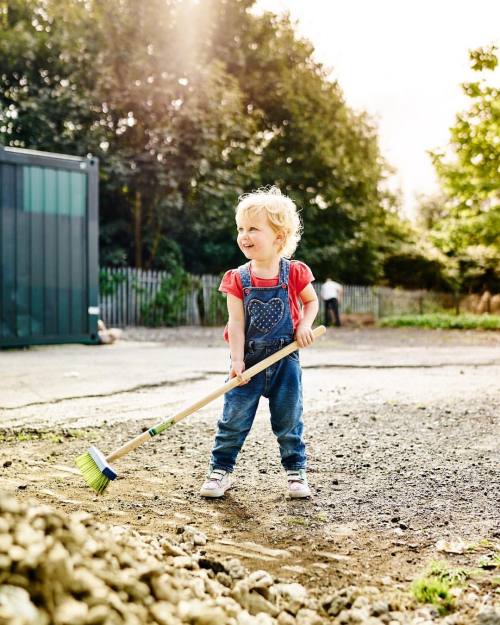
247, 591, 279, 617
85, 605, 111, 625
0, 585, 44, 625
54, 598, 88, 625
477, 606, 500, 625
150, 601, 180, 625
182, 526, 208, 547
226, 558, 246, 580
371, 600, 390, 616
217, 572, 234, 588
214, 596, 242, 618
274, 583, 308, 615
296, 607, 325, 624
436, 538, 468, 554
172, 555, 197, 569
247, 570, 274, 590
161, 541, 188, 557
177, 599, 229, 624
277, 611, 296, 625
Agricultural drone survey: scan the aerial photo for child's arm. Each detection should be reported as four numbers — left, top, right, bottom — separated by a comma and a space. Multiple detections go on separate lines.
295, 284, 319, 347
226, 293, 248, 383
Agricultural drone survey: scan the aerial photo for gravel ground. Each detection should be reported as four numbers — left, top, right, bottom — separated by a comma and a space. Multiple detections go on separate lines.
0, 327, 499, 624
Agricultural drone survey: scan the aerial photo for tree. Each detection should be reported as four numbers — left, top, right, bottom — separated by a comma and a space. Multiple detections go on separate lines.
1, 0, 409, 283
428, 45, 500, 292
208, 3, 402, 282
1, 0, 258, 269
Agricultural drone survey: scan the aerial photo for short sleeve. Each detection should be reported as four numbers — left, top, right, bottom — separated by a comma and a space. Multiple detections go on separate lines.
219, 269, 243, 300
290, 260, 315, 294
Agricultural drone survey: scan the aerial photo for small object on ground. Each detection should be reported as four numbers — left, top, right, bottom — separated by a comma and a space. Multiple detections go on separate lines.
199, 470, 232, 498
436, 538, 468, 554
76, 326, 326, 494
287, 469, 311, 498
97, 319, 122, 344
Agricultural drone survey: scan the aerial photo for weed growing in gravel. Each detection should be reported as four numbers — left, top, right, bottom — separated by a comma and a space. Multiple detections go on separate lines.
412, 576, 454, 615
285, 516, 309, 526
478, 553, 500, 570
429, 560, 469, 585
3, 429, 88, 443
411, 560, 468, 615
15, 431, 37, 442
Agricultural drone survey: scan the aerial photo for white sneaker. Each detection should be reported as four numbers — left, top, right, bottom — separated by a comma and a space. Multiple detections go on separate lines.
200, 469, 232, 498
287, 469, 311, 498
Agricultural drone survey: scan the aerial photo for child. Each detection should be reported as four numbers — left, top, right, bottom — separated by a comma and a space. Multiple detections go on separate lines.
200, 187, 319, 498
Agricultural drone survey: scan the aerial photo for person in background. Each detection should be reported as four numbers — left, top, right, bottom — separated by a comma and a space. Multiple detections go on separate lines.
321, 278, 343, 327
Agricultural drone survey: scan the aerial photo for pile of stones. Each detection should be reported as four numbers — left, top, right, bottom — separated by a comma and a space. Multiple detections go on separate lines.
0, 495, 326, 625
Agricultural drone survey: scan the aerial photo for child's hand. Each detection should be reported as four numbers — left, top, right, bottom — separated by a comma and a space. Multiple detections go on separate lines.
230, 360, 249, 385
295, 323, 315, 348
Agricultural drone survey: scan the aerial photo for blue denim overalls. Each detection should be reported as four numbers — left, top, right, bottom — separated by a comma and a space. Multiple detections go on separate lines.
210, 258, 306, 472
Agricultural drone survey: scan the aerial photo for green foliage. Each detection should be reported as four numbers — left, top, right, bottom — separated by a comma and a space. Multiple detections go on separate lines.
99, 269, 127, 297
200, 287, 228, 327
1, 0, 409, 283
411, 577, 453, 615
427, 45, 500, 292
380, 313, 500, 330
208, 5, 402, 282
383, 253, 449, 291
140, 269, 199, 327
411, 561, 468, 615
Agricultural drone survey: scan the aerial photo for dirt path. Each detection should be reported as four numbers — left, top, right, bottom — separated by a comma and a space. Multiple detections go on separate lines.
1, 327, 499, 621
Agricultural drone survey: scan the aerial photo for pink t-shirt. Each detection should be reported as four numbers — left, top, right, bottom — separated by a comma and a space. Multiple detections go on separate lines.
219, 260, 315, 341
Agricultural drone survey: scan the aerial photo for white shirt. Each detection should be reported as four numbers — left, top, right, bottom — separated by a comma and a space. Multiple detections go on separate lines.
321, 280, 342, 300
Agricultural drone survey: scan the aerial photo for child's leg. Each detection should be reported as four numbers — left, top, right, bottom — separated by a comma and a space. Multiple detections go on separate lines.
210, 373, 263, 472
267, 353, 306, 470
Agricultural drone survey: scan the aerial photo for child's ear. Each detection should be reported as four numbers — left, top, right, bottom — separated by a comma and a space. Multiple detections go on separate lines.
275, 230, 285, 247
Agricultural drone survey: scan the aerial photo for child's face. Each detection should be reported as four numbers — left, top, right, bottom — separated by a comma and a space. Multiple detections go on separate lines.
236, 210, 284, 262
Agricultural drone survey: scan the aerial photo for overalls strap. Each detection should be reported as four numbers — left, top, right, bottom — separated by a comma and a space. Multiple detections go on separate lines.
238, 262, 252, 289
279, 258, 290, 287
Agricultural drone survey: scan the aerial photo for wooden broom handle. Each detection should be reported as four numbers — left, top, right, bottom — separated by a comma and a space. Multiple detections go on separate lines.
107, 325, 326, 462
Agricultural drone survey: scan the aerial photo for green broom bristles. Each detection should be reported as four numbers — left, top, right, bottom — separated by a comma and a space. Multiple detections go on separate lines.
75, 452, 111, 494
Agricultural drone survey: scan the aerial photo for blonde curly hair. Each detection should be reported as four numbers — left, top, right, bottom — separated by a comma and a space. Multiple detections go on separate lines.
235, 186, 303, 258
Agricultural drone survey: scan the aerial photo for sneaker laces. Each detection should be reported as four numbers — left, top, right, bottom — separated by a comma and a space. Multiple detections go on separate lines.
287, 470, 306, 483
207, 469, 226, 483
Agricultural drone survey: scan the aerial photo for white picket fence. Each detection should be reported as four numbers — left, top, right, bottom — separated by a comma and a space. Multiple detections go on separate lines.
99, 267, 451, 327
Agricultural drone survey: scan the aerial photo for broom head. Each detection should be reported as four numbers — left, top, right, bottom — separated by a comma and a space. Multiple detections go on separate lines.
76, 446, 117, 494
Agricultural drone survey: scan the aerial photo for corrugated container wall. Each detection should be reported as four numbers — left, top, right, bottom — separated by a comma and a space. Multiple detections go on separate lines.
0, 147, 99, 347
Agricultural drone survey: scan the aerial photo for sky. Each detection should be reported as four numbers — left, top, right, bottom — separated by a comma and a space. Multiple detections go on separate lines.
255, 0, 500, 218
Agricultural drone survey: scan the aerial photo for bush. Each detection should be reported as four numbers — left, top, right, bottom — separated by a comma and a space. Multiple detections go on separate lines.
382, 253, 450, 291
379, 313, 500, 330
140, 269, 200, 327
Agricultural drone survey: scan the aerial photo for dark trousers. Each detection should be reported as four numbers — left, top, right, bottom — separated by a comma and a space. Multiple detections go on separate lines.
325, 298, 341, 326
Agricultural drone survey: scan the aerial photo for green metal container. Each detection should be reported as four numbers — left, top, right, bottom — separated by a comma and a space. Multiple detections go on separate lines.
0, 146, 99, 347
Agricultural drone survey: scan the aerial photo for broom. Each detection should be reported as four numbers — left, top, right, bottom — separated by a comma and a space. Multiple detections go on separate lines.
76, 325, 326, 494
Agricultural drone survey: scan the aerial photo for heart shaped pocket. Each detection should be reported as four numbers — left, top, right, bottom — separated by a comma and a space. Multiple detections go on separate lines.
247, 298, 285, 334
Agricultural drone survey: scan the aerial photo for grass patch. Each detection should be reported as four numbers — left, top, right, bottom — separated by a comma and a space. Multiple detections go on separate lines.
411, 560, 469, 615
0, 428, 88, 443
412, 577, 454, 615
285, 516, 309, 527
379, 313, 500, 330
